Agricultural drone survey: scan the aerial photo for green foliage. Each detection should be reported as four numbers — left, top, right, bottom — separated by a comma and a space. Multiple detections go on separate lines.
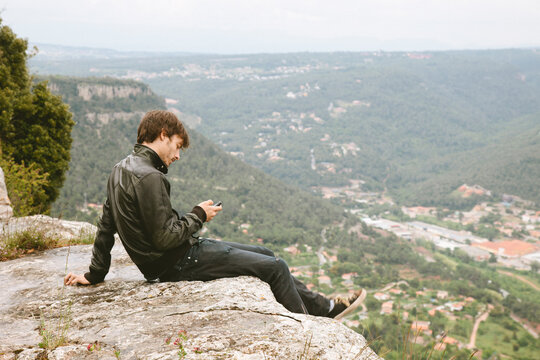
415, 215, 464, 231
7, 82, 74, 207
0, 18, 29, 145
365, 295, 380, 312
0, 156, 48, 215
356, 317, 478, 360
479, 212, 502, 224
475, 315, 540, 359
530, 261, 540, 274
0, 20, 74, 213
429, 312, 447, 337
451, 319, 472, 339
503, 294, 539, 322
473, 224, 500, 241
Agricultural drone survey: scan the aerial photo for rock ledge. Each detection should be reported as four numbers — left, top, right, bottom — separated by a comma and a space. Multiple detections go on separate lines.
0, 239, 380, 359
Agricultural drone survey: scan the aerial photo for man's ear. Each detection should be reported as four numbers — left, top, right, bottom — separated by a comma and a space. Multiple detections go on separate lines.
159, 129, 168, 141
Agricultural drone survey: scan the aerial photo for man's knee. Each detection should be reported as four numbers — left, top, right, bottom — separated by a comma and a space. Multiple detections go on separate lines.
260, 246, 275, 257
273, 257, 290, 275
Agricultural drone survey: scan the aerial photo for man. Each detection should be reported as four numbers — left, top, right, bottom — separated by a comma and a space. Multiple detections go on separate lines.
65, 110, 364, 318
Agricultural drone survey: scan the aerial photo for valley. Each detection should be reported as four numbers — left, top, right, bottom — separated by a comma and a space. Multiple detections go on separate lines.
29, 48, 540, 359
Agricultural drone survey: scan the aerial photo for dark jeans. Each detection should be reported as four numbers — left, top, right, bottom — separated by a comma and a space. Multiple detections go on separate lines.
159, 238, 330, 316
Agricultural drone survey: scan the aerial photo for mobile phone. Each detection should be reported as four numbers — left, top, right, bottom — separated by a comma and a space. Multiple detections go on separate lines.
214, 201, 222, 207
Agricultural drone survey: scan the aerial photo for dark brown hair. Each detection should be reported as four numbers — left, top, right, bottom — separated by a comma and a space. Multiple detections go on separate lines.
137, 110, 189, 148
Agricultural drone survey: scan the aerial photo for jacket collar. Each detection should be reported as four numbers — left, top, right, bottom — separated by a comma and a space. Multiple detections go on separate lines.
133, 144, 168, 174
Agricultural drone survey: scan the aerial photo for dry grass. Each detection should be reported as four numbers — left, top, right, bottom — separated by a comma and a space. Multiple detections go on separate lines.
0, 226, 94, 261
38, 246, 73, 350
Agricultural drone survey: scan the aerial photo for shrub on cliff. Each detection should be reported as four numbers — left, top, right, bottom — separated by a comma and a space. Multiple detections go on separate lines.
0, 156, 48, 215
0, 18, 74, 214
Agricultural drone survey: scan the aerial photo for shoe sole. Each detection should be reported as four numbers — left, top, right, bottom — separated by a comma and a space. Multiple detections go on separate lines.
334, 288, 366, 320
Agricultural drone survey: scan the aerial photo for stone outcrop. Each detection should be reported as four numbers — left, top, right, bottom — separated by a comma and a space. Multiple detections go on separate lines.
77, 84, 152, 101
0, 239, 381, 359
85, 111, 145, 125
0, 166, 13, 224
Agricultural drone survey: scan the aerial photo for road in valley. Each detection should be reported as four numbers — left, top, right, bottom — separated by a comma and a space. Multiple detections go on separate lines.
510, 313, 539, 339
317, 228, 328, 266
499, 270, 540, 291
467, 311, 490, 349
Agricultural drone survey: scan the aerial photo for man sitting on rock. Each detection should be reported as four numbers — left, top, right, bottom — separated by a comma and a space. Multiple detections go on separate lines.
64, 110, 364, 319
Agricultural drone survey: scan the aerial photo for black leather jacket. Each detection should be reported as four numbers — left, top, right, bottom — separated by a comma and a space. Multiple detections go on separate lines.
84, 144, 206, 283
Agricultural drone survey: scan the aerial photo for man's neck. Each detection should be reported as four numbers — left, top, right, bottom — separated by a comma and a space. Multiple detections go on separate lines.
142, 141, 160, 156
135, 143, 168, 174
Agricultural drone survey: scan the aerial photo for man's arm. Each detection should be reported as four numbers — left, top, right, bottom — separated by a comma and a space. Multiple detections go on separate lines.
135, 173, 220, 250
85, 197, 117, 283
65, 197, 116, 286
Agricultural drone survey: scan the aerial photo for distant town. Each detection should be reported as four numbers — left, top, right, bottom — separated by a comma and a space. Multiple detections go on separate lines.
327, 182, 540, 271
281, 181, 540, 350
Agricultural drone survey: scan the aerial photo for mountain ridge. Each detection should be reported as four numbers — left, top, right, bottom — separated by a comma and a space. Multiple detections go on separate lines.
31, 49, 540, 208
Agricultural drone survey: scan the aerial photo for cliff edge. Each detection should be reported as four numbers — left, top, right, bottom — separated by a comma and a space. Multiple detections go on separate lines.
0, 236, 380, 359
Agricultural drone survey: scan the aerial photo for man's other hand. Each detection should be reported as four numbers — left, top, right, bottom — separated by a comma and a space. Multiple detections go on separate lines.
198, 199, 222, 222
64, 272, 90, 286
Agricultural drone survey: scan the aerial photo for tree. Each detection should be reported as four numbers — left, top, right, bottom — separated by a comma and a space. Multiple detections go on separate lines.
531, 261, 540, 275
0, 19, 74, 214
0, 19, 29, 151
474, 224, 500, 241
8, 82, 74, 205
365, 296, 381, 312
430, 311, 447, 336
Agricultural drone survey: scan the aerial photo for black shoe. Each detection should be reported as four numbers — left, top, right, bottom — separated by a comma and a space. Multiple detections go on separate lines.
328, 288, 366, 320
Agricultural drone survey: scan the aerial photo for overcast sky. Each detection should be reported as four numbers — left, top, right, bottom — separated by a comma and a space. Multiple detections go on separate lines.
1, 0, 539, 53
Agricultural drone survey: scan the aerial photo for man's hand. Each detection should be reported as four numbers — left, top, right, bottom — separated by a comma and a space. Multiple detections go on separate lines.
197, 199, 222, 222
64, 272, 90, 286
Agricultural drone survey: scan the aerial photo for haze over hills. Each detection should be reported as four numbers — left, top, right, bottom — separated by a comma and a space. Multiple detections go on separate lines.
30, 43, 196, 60
22, 47, 540, 359
31, 47, 540, 209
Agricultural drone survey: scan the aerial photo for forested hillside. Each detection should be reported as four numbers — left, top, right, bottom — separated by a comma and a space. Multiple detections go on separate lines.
31, 49, 540, 209
27, 60, 540, 360
48, 76, 344, 246
145, 51, 540, 209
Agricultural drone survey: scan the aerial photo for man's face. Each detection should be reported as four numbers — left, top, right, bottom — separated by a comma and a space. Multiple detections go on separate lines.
159, 134, 184, 167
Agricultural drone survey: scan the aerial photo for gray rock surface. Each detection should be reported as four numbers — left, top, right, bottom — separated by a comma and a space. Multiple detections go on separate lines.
0, 166, 13, 224
0, 240, 381, 359
76, 84, 152, 101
